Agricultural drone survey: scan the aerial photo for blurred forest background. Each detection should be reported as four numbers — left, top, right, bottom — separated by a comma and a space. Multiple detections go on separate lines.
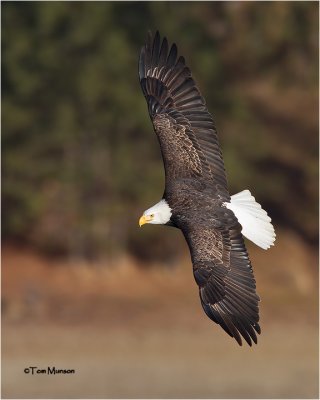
2, 1, 318, 260
2, 2, 319, 399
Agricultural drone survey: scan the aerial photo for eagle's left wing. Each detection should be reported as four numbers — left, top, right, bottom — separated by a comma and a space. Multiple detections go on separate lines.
181, 212, 261, 346
139, 31, 229, 199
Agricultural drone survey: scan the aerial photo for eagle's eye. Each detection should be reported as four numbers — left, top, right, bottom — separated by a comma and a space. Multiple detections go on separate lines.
150, 214, 154, 218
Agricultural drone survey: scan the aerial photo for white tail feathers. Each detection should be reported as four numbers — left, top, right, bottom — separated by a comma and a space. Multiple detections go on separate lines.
224, 190, 276, 250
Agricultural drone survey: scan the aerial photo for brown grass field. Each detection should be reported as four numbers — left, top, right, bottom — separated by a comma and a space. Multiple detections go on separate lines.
2, 229, 319, 398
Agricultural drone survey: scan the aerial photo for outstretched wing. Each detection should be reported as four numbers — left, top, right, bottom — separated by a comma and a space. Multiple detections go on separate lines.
182, 211, 261, 346
139, 31, 229, 197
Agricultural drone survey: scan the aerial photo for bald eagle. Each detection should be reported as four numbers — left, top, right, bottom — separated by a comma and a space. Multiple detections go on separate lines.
138, 32, 276, 346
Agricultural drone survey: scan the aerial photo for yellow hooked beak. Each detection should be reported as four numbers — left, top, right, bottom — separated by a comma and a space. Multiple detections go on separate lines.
139, 214, 153, 227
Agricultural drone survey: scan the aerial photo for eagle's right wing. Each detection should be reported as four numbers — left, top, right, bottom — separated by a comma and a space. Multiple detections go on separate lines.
182, 213, 261, 346
139, 31, 229, 199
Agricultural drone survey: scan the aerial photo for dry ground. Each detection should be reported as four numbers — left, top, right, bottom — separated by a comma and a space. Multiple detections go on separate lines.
2, 230, 319, 398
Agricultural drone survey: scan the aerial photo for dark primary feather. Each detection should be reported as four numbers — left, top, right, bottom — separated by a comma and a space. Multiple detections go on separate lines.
139, 31, 229, 199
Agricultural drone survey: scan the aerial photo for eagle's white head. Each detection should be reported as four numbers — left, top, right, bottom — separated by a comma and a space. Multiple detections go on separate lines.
139, 199, 172, 226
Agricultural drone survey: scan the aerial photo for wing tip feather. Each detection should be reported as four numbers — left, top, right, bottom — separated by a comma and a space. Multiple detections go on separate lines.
201, 297, 260, 346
